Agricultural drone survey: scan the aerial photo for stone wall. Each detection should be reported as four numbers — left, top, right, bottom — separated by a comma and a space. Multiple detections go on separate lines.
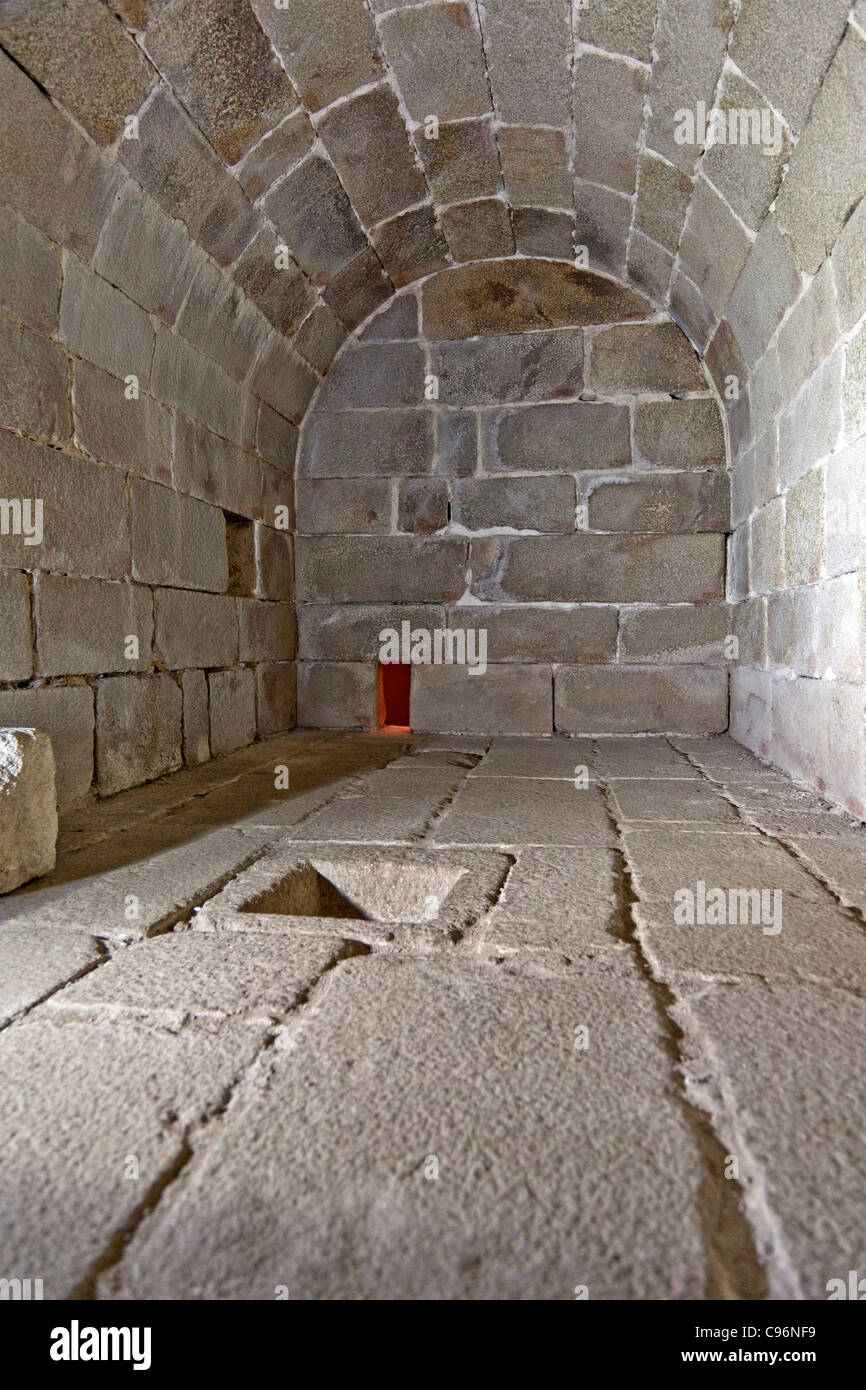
296, 259, 731, 735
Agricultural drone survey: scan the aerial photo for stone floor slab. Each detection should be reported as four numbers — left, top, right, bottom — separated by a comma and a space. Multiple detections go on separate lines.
0, 925, 103, 1026
431, 777, 615, 846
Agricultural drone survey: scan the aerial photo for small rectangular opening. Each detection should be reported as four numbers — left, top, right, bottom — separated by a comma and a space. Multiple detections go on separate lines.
378, 661, 411, 730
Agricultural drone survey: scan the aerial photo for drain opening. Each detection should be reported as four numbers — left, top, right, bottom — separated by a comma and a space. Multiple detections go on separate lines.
238, 859, 467, 923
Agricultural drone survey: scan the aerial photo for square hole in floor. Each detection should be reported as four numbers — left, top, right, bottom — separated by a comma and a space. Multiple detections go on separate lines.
239, 858, 467, 923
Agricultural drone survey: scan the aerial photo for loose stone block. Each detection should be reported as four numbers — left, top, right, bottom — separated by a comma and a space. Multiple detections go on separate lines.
453, 475, 576, 532
298, 604, 447, 662
498, 125, 571, 207
422, 260, 652, 339
297, 661, 378, 730
238, 600, 297, 663
35, 575, 152, 677
96, 674, 182, 795
94, 181, 198, 325
293, 305, 346, 373
431, 330, 584, 406
296, 478, 392, 536
556, 665, 728, 734
153, 589, 238, 670
209, 669, 256, 756
585, 472, 730, 533
483, 402, 631, 472
299, 409, 435, 478
319, 342, 426, 410
451, 604, 618, 664
440, 199, 515, 262
0, 203, 61, 336
590, 323, 705, 392
411, 664, 553, 735
131, 480, 228, 593
0, 51, 121, 259
256, 662, 297, 735
296, 536, 467, 603
471, 534, 725, 604
413, 118, 501, 205
0, 433, 129, 580
398, 479, 449, 534
0, 687, 93, 809
252, 0, 382, 111
620, 604, 731, 665
119, 89, 257, 266
144, 0, 297, 164
378, 2, 490, 121
371, 205, 450, 289
511, 208, 574, 260
318, 84, 428, 228
0, 0, 153, 145
60, 256, 153, 388
0, 570, 32, 681
256, 525, 293, 603
633, 398, 726, 470
0, 729, 57, 893
573, 51, 647, 193
73, 361, 172, 486
323, 247, 392, 330
265, 153, 367, 286
0, 308, 69, 443
181, 669, 209, 766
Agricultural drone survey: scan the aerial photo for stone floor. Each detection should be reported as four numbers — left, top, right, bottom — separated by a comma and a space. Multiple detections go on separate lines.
1, 730, 865, 1300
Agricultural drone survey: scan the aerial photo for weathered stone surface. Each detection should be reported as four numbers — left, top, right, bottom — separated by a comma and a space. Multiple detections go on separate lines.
411, 664, 552, 735
0, 570, 32, 681
0, 307, 69, 443
577, 0, 657, 61
750, 496, 785, 594
252, 0, 382, 111
361, 294, 419, 343
775, 266, 840, 412
153, 589, 238, 669
677, 177, 753, 320
431, 329, 584, 405
0, 0, 153, 145
825, 438, 866, 578
299, 409, 435, 478
784, 467, 825, 588
0, 729, 57, 894
235, 110, 315, 201
256, 526, 294, 602
0, 433, 129, 580
730, 0, 851, 133
590, 323, 705, 392
436, 411, 477, 477
0, 203, 61, 335
843, 321, 866, 443
471, 534, 725, 604
249, 335, 318, 425
0, 687, 93, 809
319, 84, 428, 228
131, 480, 227, 593
633, 398, 725, 469
498, 125, 571, 207
209, 669, 256, 756
319, 342, 425, 410
119, 89, 257, 266
297, 661, 377, 730
620, 604, 731, 665
35, 575, 152, 677
144, 0, 296, 164
297, 475, 388, 537
181, 669, 209, 766
239, 600, 296, 663
96, 674, 182, 795
668, 270, 714, 353
232, 230, 317, 340
449, 604, 617, 664
629, 232, 675, 306
176, 259, 268, 383
433, 774, 612, 846
173, 414, 260, 519
556, 665, 728, 734
483, 402, 630, 472
482, 0, 572, 126
256, 661, 297, 735
635, 151, 694, 254
255, 403, 298, 473
573, 50, 647, 193
701, 69, 790, 231
0, 926, 99, 1026
778, 351, 843, 488
440, 198, 515, 262
511, 208, 574, 260
73, 360, 172, 486
585, 472, 730, 533
729, 666, 772, 759
398, 479, 449, 534
0, 51, 121, 259
831, 194, 866, 335
573, 182, 632, 280
371, 205, 450, 288
60, 255, 153, 387
94, 181, 198, 326
323, 247, 392, 330
414, 118, 501, 205
151, 329, 249, 446
298, 605, 447, 662
725, 216, 802, 368
293, 304, 346, 373
422, 260, 652, 339
644, 0, 734, 171
264, 153, 367, 285
453, 475, 575, 532
296, 536, 467, 603
379, 2, 490, 121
